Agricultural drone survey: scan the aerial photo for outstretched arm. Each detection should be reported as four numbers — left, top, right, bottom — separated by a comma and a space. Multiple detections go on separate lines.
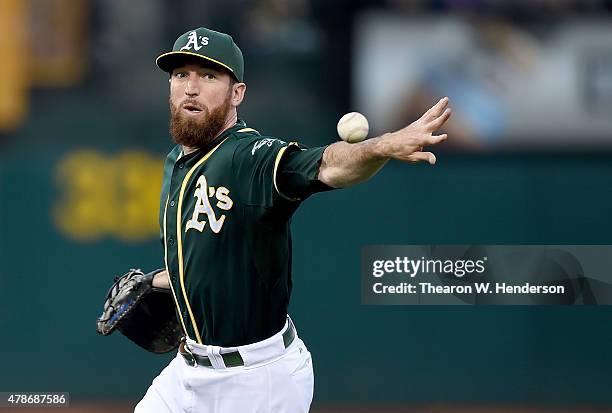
318, 97, 452, 188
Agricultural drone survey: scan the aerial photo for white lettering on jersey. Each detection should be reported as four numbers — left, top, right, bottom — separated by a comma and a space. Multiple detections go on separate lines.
215, 187, 233, 210
251, 138, 286, 155
185, 175, 232, 234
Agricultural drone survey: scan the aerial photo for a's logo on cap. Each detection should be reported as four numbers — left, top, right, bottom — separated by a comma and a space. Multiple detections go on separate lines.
180, 31, 209, 51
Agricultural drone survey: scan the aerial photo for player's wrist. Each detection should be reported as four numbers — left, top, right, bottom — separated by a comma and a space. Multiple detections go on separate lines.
371, 134, 393, 159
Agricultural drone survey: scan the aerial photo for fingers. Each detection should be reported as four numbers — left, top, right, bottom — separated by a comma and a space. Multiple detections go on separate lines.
407, 151, 437, 165
428, 108, 452, 131
424, 133, 447, 146
423, 97, 449, 120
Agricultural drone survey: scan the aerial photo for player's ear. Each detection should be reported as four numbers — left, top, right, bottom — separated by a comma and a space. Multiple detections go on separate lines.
231, 82, 246, 107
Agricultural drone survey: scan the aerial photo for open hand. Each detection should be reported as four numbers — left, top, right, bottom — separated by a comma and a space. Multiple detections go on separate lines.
380, 97, 451, 165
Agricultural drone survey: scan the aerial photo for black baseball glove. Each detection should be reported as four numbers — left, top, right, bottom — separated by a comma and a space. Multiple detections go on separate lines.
96, 268, 182, 353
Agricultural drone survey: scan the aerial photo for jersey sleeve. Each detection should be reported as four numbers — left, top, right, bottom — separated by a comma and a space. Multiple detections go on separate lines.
232, 137, 334, 208
274, 143, 335, 202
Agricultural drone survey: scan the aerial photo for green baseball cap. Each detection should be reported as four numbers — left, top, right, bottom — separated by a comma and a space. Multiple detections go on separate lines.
156, 27, 244, 82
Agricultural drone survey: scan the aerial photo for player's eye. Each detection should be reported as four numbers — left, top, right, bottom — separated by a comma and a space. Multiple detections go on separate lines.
173, 71, 188, 79
202, 73, 216, 80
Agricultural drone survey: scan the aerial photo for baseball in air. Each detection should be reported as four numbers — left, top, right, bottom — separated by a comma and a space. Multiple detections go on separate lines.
337, 112, 369, 143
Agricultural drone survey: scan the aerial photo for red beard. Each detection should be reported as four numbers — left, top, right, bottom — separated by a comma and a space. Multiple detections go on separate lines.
169, 94, 232, 149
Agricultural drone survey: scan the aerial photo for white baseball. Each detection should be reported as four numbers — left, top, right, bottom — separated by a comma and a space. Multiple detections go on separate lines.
337, 112, 369, 143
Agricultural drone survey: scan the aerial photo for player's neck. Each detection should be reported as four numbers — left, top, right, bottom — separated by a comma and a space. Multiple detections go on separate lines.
182, 146, 198, 156
182, 112, 239, 156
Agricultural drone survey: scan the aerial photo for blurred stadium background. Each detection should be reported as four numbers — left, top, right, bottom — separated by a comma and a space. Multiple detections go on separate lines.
1, 0, 612, 411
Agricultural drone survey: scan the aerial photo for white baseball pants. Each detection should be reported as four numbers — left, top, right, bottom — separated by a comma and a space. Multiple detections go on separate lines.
134, 319, 314, 413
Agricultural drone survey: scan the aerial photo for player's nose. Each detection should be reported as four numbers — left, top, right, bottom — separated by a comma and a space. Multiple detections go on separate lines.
184, 76, 199, 97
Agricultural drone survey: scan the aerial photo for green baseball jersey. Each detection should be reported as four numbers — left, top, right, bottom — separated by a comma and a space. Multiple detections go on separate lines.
159, 119, 332, 347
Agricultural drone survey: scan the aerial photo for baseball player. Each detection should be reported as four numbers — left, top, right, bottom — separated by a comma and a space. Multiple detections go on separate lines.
96, 27, 451, 412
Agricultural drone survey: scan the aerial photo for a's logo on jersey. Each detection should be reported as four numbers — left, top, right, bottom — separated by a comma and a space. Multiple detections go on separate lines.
251, 138, 286, 155
180, 31, 209, 51
185, 174, 233, 234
